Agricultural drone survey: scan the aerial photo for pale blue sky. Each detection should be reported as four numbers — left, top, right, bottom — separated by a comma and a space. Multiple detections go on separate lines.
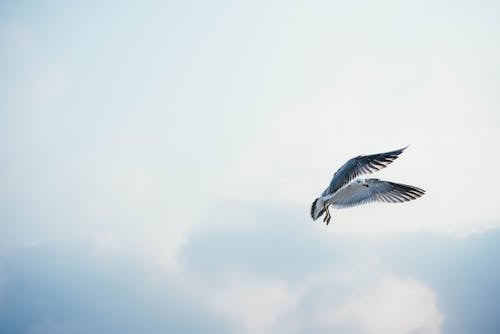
1, 1, 500, 333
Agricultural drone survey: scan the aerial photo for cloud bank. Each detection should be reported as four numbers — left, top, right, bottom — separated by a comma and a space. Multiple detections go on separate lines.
2, 202, 499, 333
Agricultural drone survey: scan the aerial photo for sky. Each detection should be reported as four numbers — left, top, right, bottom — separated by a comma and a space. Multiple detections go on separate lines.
1, 0, 500, 333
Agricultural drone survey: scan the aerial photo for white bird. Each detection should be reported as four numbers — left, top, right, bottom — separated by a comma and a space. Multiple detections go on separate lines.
311, 147, 425, 225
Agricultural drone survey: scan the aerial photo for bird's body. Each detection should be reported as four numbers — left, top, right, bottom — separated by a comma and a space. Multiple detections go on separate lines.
328, 179, 369, 206
311, 147, 424, 225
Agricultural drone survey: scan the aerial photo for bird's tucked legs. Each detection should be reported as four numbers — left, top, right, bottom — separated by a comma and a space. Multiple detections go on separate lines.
323, 205, 331, 225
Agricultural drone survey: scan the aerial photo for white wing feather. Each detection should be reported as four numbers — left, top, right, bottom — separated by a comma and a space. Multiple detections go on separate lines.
331, 178, 425, 209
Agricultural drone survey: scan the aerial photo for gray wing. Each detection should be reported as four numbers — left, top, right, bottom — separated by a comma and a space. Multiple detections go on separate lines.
322, 147, 407, 196
332, 178, 425, 209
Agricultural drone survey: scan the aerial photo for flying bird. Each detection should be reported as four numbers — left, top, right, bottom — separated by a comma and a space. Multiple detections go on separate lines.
311, 147, 425, 225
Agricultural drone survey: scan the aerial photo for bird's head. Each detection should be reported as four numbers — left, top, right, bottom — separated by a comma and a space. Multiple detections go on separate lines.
311, 197, 326, 221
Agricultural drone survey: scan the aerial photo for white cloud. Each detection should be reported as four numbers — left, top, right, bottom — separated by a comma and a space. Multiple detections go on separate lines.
328, 275, 443, 334
205, 276, 299, 334
29, 61, 69, 107
1, 22, 33, 55
188, 266, 443, 334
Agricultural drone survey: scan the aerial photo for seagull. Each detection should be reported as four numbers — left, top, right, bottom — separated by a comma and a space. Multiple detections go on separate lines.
311, 147, 425, 225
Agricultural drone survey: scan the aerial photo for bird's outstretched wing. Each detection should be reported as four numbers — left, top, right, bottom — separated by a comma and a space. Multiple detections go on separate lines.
331, 178, 425, 209
322, 147, 407, 196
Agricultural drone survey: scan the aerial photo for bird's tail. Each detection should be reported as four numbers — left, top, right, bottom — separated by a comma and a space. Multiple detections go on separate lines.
311, 198, 325, 221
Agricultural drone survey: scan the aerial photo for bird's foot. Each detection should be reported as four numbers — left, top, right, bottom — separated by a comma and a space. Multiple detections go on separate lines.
323, 209, 331, 225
